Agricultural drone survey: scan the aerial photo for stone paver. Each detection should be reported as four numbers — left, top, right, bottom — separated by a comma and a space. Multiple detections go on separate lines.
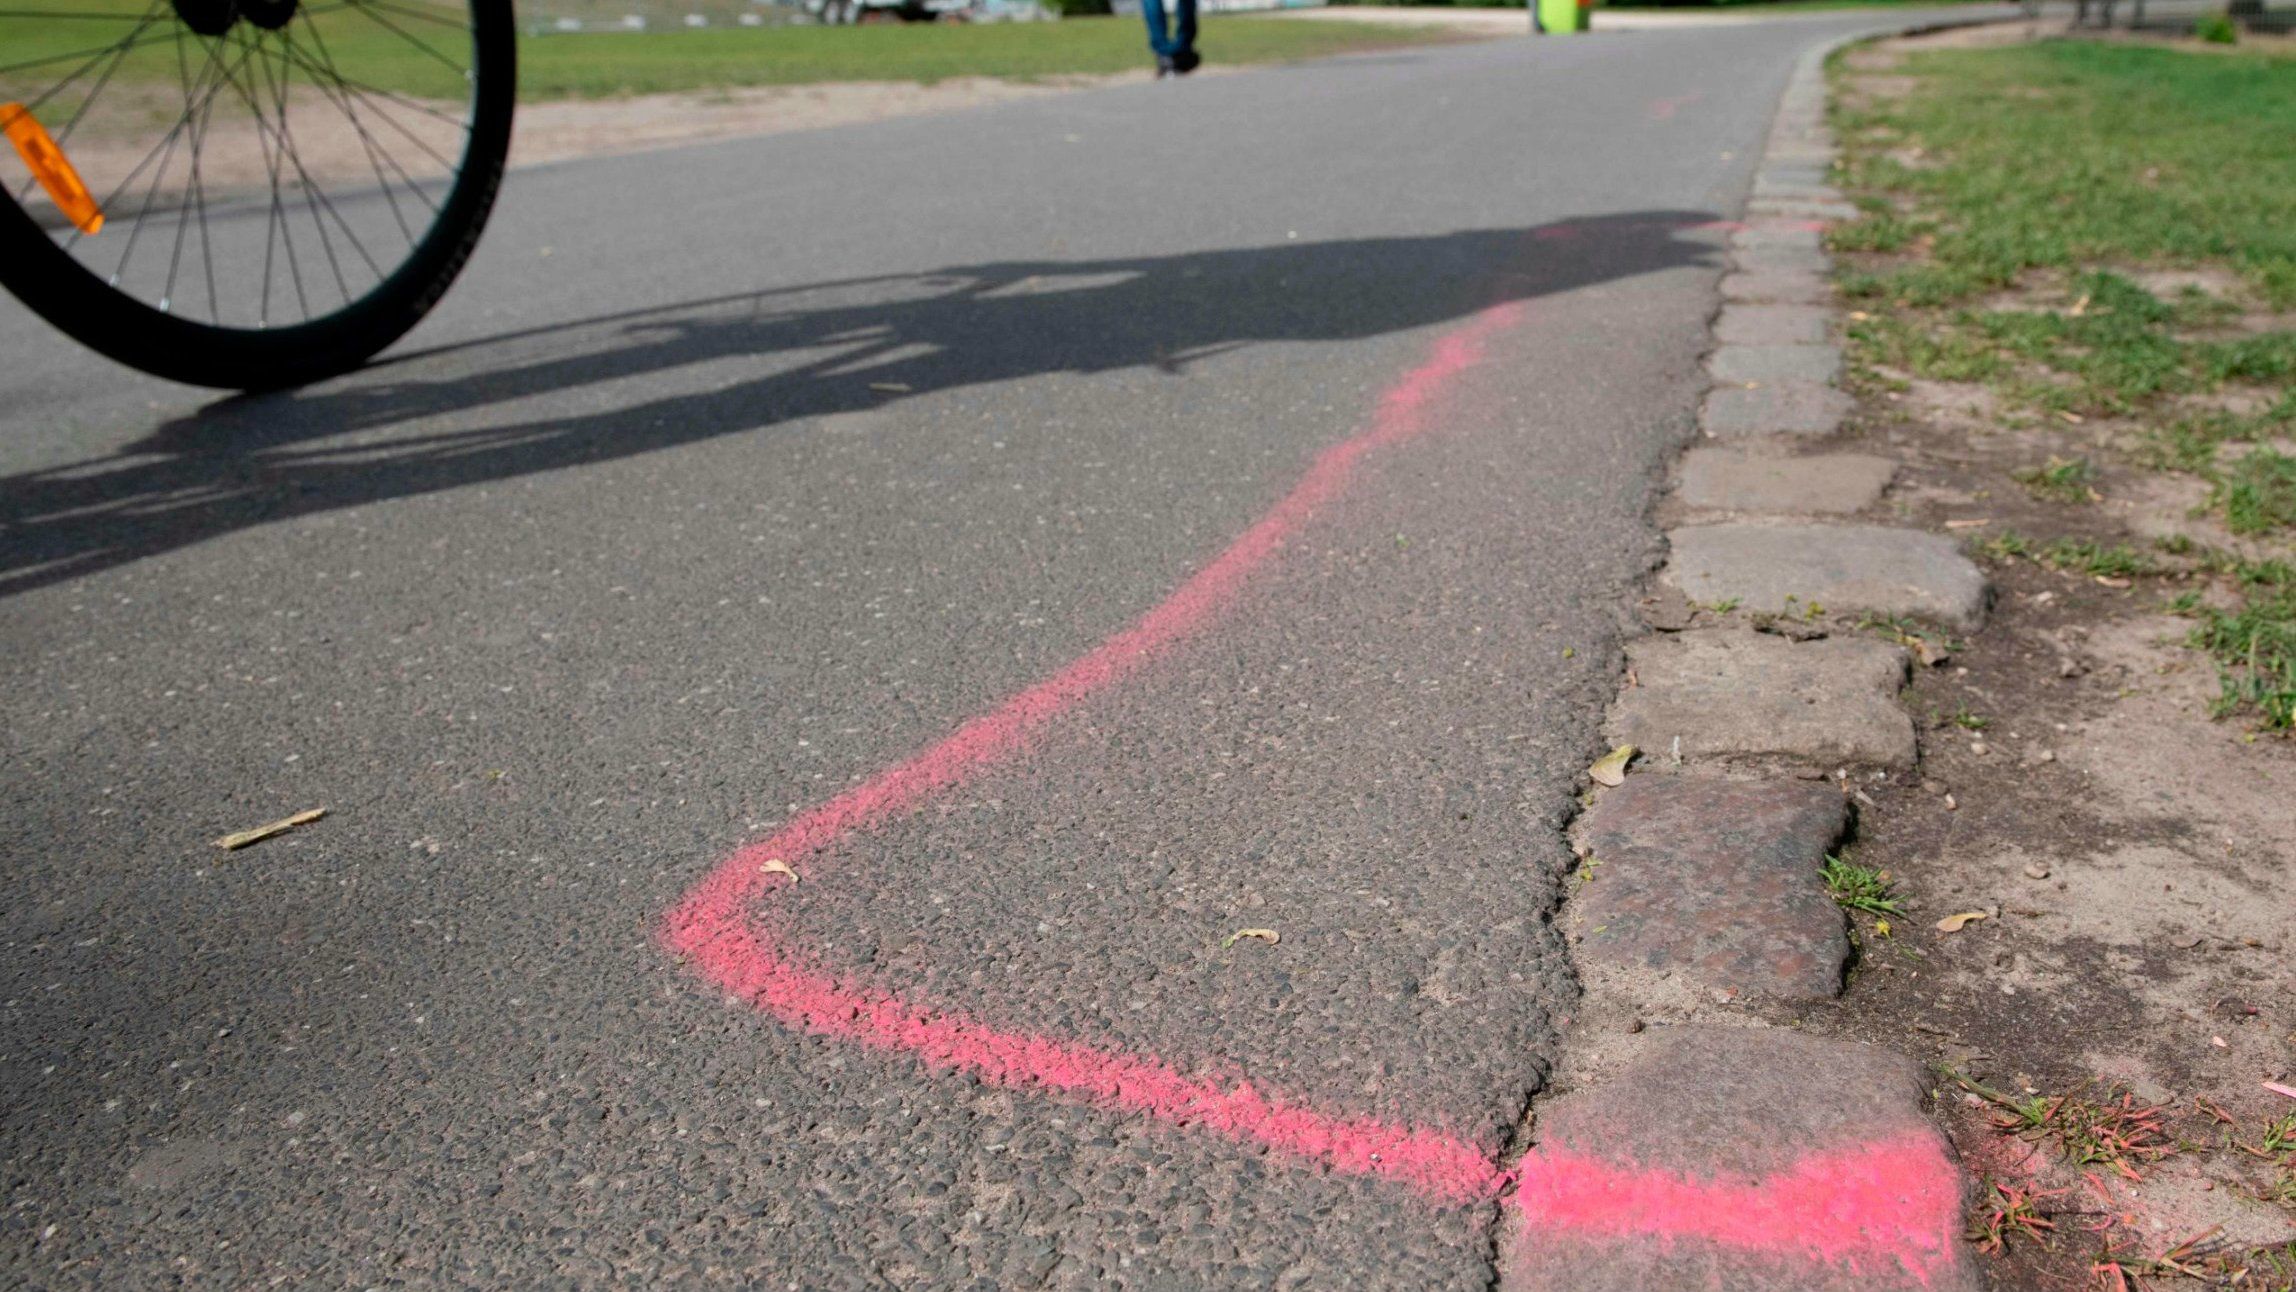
1504, 1027, 1980, 1292
1719, 270, 1831, 305
1751, 179, 1846, 204
1707, 343, 1841, 385
1572, 776, 1849, 1000
1756, 163, 1830, 189
1716, 304, 1830, 346
1701, 383, 1853, 439
1676, 448, 1894, 515
1732, 224, 1824, 251
1608, 630, 1915, 769
1733, 245, 1831, 276
1747, 198, 1860, 222
1664, 523, 1990, 630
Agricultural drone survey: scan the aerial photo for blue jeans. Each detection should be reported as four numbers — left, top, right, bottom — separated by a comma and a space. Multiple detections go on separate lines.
1140, 0, 1196, 60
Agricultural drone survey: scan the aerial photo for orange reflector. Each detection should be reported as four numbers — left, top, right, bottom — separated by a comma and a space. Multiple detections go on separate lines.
2, 101, 103, 236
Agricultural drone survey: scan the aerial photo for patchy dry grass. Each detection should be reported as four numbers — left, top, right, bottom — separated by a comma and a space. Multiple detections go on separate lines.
1834, 38, 2296, 728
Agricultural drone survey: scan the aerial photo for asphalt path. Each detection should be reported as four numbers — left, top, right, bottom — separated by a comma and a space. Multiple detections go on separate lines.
1, 11, 1993, 1287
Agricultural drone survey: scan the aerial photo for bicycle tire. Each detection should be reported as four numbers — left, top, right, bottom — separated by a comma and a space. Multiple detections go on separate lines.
0, 0, 515, 390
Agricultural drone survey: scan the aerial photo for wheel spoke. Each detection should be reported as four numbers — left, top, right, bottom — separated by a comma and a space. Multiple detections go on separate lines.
104, 27, 232, 290
264, 35, 464, 170
12, 0, 171, 205
279, 29, 390, 284
0, 25, 180, 78
9, 0, 495, 369
250, 25, 351, 306
296, 10, 433, 239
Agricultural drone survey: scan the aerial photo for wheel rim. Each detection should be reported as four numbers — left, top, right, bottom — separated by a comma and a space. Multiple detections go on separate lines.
0, 0, 485, 332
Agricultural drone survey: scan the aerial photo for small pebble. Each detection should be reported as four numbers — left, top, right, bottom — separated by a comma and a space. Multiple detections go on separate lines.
1624, 1018, 1645, 1034
2023, 863, 2050, 880
1970, 741, 1989, 756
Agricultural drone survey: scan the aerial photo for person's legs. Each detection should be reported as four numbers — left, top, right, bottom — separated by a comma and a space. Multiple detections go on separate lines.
1171, 0, 1197, 62
1139, 0, 1176, 60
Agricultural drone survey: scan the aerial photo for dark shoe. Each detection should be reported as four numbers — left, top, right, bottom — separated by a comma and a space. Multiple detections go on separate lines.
1155, 53, 1175, 78
1171, 48, 1200, 75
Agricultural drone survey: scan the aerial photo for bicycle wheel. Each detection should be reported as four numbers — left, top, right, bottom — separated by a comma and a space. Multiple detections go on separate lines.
0, 0, 513, 389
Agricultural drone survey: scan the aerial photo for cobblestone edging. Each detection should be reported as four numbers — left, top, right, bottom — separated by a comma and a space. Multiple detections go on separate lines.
1496, 24, 2018, 1292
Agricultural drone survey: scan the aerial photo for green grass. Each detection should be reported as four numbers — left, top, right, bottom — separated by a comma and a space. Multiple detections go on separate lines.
511, 14, 1463, 98
1835, 41, 2296, 732
0, 8, 1465, 106
2214, 448, 2296, 535
2137, 394, 2296, 472
1977, 531, 2157, 578
2013, 454, 2100, 504
2177, 555, 2296, 727
2042, 539, 2155, 579
1836, 41, 2296, 308
1822, 854, 1902, 917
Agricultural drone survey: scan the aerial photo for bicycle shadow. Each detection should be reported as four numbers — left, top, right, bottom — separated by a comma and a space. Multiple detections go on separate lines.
0, 211, 1724, 598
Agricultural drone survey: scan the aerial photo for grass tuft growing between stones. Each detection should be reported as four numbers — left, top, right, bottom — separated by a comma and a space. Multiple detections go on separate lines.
1820, 854, 1901, 917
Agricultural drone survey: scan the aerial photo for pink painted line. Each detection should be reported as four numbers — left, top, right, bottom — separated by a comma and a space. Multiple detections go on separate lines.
1514, 1132, 1967, 1288
659, 297, 1966, 1284
1647, 90, 1705, 122
664, 300, 1525, 1205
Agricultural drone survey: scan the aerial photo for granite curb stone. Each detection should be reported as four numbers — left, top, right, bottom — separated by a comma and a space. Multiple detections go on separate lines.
1708, 344, 1842, 385
1720, 270, 1832, 305
1732, 245, 1832, 276
1675, 449, 1895, 515
1748, 198, 1860, 222
1505, 1027, 1981, 1292
1608, 629, 1915, 769
1714, 304, 1831, 346
1663, 523, 1990, 631
1571, 776, 1851, 1000
1701, 383, 1854, 439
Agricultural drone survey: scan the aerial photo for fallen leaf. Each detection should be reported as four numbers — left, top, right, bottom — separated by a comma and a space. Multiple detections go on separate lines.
1943, 518, 1991, 530
1222, 928, 1280, 949
759, 859, 799, 884
1587, 744, 1636, 788
1909, 635, 1951, 667
2095, 575, 2132, 589
2068, 292, 2091, 317
2264, 1081, 2296, 1101
214, 807, 327, 851
2059, 411, 2085, 425
1935, 910, 1989, 933
868, 381, 912, 393
1875, 919, 1892, 939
